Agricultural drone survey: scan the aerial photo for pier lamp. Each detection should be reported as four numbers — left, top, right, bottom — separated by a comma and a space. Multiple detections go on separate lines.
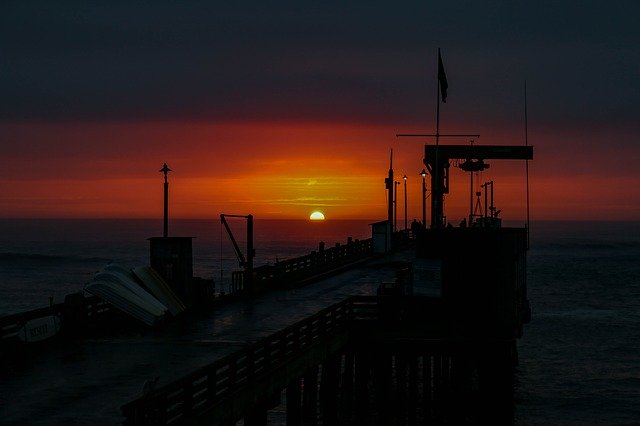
394, 180, 400, 232
403, 175, 407, 230
420, 169, 427, 228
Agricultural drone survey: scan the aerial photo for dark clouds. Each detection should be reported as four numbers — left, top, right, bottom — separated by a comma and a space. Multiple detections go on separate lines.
1, 1, 638, 126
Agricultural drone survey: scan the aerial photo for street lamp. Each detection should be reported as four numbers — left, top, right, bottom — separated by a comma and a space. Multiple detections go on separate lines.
402, 175, 407, 230
394, 180, 399, 232
420, 169, 427, 228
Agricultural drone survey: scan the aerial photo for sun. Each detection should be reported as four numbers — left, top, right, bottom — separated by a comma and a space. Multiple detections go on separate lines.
309, 211, 325, 221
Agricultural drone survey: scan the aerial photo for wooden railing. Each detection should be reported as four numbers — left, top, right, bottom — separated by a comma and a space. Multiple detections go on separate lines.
252, 238, 374, 289
2, 236, 376, 344
0, 294, 115, 344
121, 296, 379, 425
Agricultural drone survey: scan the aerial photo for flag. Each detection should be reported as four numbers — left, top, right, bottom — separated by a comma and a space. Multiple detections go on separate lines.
438, 49, 448, 103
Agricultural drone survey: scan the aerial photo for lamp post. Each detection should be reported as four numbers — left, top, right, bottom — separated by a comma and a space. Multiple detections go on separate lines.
403, 175, 407, 230
160, 163, 172, 238
420, 169, 427, 228
394, 180, 399, 232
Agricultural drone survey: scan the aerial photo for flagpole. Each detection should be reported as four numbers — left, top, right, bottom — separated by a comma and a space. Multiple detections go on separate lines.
434, 48, 441, 227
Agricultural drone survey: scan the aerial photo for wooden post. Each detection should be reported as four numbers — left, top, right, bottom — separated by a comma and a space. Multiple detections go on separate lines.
354, 351, 370, 424
373, 352, 392, 423
302, 366, 318, 425
320, 354, 340, 424
286, 378, 302, 426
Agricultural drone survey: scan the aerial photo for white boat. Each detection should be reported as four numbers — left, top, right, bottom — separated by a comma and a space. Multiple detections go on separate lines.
132, 265, 186, 316
84, 264, 168, 326
101, 263, 169, 313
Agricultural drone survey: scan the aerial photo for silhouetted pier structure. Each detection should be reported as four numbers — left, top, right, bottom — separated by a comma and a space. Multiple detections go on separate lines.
121, 293, 520, 425
1, 141, 533, 424
0, 224, 529, 424
119, 223, 528, 425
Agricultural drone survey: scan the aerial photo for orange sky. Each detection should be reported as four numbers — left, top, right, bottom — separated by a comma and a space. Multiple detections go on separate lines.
2, 119, 638, 223
2, 3, 639, 223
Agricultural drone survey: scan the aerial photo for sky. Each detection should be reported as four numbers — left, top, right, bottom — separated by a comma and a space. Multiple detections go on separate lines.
1, 1, 639, 222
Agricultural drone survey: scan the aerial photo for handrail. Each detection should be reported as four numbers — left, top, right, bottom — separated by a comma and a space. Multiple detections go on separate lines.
121, 296, 379, 424
250, 238, 374, 289
1, 295, 114, 343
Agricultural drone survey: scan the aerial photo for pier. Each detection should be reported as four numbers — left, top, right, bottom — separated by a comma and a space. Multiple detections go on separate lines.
122, 295, 518, 425
0, 229, 529, 424
1, 142, 533, 424
0, 241, 406, 424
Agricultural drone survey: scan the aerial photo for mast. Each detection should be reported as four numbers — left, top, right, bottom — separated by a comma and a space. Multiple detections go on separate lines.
396, 50, 477, 227
385, 149, 394, 246
434, 48, 442, 226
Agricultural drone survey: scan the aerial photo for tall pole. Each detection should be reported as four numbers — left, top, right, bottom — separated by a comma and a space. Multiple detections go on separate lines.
385, 149, 394, 249
421, 169, 427, 228
246, 214, 254, 293
394, 181, 399, 232
433, 47, 446, 228
403, 175, 407, 230
160, 163, 172, 238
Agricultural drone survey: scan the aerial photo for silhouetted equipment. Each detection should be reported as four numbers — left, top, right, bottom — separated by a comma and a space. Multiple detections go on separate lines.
424, 144, 533, 228
159, 163, 172, 238
220, 214, 255, 295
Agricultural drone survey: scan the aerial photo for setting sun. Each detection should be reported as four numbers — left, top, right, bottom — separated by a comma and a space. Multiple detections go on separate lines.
309, 211, 325, 221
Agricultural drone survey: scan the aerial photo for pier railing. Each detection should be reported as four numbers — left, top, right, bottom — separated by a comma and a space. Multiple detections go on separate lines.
224, 237, 374, 294
255, 238, 373, 285
0, 294, 115, 344
121, 296, 379, 425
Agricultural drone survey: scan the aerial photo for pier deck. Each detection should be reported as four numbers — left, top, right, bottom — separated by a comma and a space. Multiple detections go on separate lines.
0, 250, 414, 424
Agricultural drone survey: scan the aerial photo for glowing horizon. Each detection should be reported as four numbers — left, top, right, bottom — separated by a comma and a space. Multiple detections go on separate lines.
1, 120, 639, 223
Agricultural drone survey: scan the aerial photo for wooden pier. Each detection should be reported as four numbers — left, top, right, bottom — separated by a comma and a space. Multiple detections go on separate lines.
122, 294, 520, 425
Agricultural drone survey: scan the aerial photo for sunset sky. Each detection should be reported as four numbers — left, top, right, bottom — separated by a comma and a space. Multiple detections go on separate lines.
1, 1, 639, 222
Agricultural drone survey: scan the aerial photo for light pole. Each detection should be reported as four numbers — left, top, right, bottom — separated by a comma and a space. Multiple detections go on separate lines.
403, 175, 407, 230
160, 163, 172, 237
394, 180, 399, 232
421, 169, 427, 228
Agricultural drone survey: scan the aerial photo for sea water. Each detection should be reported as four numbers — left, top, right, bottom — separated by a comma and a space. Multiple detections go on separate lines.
0, 218, 374, 316
0, 219, 639, 423
516, 220, 640, 424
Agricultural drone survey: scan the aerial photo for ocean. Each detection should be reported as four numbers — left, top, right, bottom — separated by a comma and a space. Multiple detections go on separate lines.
1, 219, 639, 424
